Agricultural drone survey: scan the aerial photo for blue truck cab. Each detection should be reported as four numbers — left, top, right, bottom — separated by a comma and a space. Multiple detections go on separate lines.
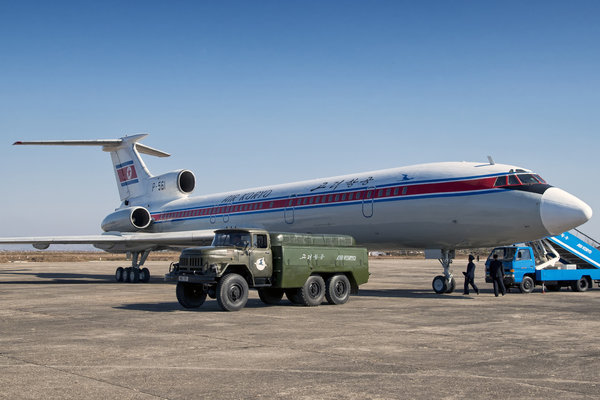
485, 241, 600, 293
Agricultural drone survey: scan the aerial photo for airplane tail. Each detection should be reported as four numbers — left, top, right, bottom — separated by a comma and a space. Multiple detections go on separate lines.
13, 134, 173, 204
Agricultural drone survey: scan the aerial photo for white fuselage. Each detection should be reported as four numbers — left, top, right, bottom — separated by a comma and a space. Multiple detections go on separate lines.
143, 161, 591, 249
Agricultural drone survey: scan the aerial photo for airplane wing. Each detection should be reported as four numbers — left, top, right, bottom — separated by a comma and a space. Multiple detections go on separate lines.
0, 230, 216, 252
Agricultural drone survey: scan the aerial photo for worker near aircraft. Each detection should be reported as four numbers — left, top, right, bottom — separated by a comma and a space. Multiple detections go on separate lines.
489, 254, 506, 296
463, 254, 479, 295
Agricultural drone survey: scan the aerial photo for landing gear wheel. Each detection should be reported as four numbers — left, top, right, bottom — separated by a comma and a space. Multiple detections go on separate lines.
445, 277, 456, 294
519, 276, 535, 293
128, 268, 140, 283
124, 267, 132, 283
258, 288, 284, 305
176, 282, 207, 308
285, 289, 303, 305
140, 267, 150, 283
571, 277, 590, 292
115, 267, 124, 282
299, 275, 326, 306
432, 275, 448, 294
216, 273, 249, 311
325, 274, 351, 305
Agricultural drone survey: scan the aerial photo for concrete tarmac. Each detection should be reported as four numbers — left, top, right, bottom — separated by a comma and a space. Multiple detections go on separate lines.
1, 258, 600, 399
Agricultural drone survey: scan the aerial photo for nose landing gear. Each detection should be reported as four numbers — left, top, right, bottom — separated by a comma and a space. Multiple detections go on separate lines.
432, 249, 456, 294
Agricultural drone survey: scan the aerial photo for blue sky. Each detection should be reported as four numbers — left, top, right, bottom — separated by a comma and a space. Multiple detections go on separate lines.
1, 1, 599, 246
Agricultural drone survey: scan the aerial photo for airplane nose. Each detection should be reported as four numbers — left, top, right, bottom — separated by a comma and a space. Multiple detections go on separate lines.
540, 187, 592, 235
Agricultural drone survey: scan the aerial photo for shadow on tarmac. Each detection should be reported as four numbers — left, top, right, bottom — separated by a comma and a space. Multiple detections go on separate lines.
0, 271, 168, 285
114, 298, 290, 313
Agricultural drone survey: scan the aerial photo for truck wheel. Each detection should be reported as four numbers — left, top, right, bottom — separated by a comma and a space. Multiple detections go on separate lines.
519, 276, 535, 294
217, 273, 249, 311
325, 274, 351, 305
299, 275, 326, 306
285, 289, 303, 305
176, 282, 207, 308
258, 288, 284, 305
432, 275, 447, 294
571, 277, 590, 292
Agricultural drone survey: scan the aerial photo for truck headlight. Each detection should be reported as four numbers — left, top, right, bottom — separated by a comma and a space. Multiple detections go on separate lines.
209, 263, 219, 272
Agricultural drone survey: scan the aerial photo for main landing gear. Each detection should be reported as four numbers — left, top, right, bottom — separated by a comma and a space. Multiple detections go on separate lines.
114, 250, 151, 283
432, 249, 456, 294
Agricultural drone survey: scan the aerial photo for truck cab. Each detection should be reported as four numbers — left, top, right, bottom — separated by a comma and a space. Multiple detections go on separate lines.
485, 245, 537, 293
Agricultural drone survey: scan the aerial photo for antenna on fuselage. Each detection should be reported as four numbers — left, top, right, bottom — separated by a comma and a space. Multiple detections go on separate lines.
487, 156, 495, 165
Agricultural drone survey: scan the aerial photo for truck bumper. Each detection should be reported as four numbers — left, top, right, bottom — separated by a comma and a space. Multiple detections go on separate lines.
164, 272, 217, 284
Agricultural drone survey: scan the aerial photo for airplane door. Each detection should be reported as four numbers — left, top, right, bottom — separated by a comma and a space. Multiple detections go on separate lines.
285, 194, 296, 224
362, 187, 375, 218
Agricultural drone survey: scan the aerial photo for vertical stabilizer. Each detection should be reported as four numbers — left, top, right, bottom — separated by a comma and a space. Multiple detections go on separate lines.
13, 134, 170, 204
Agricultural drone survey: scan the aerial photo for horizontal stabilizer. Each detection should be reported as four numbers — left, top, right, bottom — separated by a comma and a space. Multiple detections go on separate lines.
13, 134, 170, 157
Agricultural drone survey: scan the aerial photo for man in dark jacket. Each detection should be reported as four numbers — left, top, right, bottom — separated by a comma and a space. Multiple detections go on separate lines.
489, 253, 506, 297
463, 254, 479, 295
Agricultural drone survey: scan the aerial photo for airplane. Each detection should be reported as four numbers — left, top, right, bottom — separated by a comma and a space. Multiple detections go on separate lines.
1, 134, 592, 293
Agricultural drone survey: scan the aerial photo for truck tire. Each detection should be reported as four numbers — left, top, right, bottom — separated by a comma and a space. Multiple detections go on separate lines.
325, 274, 351, 305
299, 275, 326, 306
258, 288, 284, 305
571, 277, 590, 292
285, 289, 303, 305
519, 276, 535, 294
216, 273, 249, 311
176, 282, 207, 308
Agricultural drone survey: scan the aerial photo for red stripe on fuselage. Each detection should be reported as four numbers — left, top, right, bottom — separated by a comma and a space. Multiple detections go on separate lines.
150, 177, 498, 222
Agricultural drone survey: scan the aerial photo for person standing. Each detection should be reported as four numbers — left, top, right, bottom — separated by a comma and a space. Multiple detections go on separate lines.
489, 253, 506, 297
463, 254, 479, 295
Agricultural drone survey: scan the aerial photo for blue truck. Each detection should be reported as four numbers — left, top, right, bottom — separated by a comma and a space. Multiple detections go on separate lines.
485, 230, 600, 293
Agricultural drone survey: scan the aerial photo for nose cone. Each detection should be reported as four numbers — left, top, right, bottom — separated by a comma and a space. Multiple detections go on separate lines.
541, 187, 592, 235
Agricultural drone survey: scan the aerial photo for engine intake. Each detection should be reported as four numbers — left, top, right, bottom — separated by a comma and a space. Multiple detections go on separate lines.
101, 207, 152, 232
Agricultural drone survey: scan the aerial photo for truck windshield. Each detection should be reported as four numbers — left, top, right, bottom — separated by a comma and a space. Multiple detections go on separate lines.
488, 247, 515, 261
212, 232, 251, 248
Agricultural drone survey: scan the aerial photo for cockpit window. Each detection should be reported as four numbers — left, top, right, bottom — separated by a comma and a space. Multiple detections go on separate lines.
494, 176, 507, 186
508, 175, 520, 185
516, 174, 540, 184
534, 174, 546, 183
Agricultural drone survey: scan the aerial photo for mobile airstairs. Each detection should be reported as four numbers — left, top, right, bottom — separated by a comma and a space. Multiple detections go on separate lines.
486, 229, 600, 293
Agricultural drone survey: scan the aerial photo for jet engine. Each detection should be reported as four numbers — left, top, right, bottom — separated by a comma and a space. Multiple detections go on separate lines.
146, 169, 195, 201
101, 206, 152, 232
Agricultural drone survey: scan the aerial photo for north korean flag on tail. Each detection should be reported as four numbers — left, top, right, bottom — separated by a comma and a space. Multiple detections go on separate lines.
116, 161, 139, 186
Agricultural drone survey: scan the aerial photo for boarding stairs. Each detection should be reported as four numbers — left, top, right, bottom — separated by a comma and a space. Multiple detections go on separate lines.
547, 229, 600, 269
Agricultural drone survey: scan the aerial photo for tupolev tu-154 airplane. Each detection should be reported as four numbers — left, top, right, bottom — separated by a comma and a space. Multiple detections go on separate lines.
1, 134, 592, 293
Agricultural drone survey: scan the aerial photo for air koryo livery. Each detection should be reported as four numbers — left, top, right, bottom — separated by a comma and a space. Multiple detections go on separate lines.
2, 134, 592, 293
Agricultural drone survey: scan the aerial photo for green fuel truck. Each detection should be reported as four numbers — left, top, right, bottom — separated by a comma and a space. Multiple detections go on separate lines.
165, 228, 369, 311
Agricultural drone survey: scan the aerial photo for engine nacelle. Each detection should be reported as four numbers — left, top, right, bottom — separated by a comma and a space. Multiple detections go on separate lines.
101, 207, 152, 232
147, 169, 195, 200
